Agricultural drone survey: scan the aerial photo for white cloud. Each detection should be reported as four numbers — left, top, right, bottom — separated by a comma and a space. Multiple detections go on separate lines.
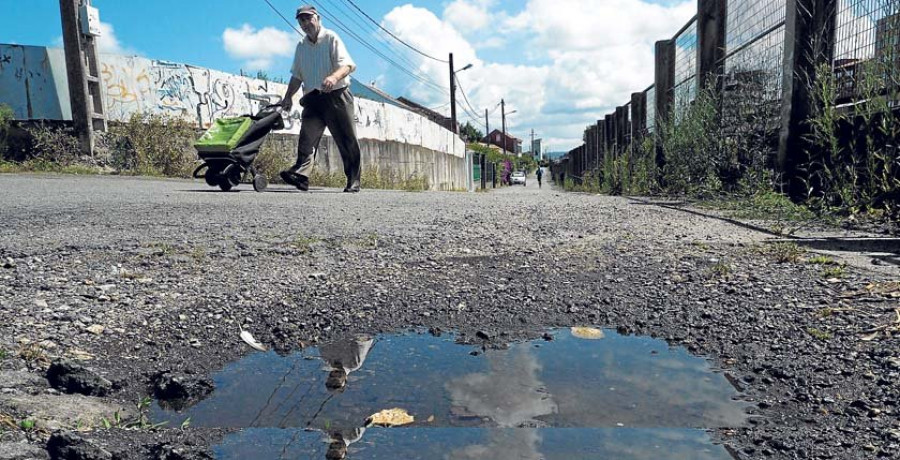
53, 21, 139, 55
443, 0, 494, 32
380, 0, 695, 150
97, 22, 139, 56
222, 24, 294, 70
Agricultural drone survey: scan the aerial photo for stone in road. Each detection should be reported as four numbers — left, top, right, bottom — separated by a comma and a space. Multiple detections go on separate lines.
0, 174, 897, 459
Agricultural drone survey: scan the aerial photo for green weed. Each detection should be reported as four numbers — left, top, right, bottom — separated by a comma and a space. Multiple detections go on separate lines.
807, 328, 832, 341
807, 255, 835, 265
821, 265, 846, 279
106, 113, 197, 177
761, 242, 805, 264
292, 235, 321, 253
708, 260, 733, 278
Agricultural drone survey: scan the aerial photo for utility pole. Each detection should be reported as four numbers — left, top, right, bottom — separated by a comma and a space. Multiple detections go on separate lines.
448, 53, 457, 134
501, 98, 506, 156
484, 108, 489, 140
59, 0, 107, 156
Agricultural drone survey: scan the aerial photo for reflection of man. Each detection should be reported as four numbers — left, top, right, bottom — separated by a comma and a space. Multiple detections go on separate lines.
318, 335, 374, 392
324, 426, 366, 460
278, 5, 362, 193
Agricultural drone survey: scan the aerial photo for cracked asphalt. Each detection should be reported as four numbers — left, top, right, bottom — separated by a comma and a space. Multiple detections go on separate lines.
1, 172, 899, 459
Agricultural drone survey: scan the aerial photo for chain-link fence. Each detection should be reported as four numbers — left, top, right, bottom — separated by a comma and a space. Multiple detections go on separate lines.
673, 19, 699, 119
646, 85, 656, 134
834, 0, 900, 103
722, 0, 787, 142
568, 0, 898, 201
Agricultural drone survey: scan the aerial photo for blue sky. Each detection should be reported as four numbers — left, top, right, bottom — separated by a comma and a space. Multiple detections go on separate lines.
3, 0, 696, 151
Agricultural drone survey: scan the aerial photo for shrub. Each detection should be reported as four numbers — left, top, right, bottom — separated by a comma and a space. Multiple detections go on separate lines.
108, 113, 196, 177
0, 103, 14, 158
25, 122, 82, 165
807, 61, 900, 219
253, 137, 293, 179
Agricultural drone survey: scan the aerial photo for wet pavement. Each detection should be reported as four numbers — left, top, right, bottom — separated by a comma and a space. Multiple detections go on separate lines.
153, 329, 747, 459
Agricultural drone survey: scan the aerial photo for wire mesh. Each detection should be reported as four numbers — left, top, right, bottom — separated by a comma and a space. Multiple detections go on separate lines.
646, 86, 657, 134
673, 20, 699, 118
723, 0, 787, 138
834, 0, 900, 103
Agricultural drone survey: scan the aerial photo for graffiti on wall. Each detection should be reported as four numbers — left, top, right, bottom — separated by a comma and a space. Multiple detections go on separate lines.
0, 44, 464, 157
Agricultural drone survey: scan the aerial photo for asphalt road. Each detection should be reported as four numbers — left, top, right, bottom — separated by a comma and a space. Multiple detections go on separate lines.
1, 173, 898, 459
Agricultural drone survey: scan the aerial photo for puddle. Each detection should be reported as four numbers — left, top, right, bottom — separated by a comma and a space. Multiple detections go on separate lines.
153, 329, 748, 459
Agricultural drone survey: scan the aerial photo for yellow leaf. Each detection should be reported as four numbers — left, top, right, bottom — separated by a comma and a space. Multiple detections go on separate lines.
571, 327, 605, 340
366, 408, 414, 427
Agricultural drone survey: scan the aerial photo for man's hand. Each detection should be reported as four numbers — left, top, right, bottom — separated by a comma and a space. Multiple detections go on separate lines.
279, 97, 293, 112
322, 75, 338, 92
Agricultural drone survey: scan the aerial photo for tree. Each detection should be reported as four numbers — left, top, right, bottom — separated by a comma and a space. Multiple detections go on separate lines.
460, 121, 483, 143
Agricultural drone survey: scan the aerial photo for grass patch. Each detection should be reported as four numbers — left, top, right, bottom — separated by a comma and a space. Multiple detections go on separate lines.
822, 264, 846, 279
807, 255, 836, 265
725, 192, 816, 221
691, 240, 711, 251
807, 328, 832, 341
0, 159, 105, 175
0, 349, 8, 360
146, 242, 176, 257
708, 260, 733, 279
17, 343, 49, 369
760, 242, 805, 263
291, 235, 320, 253
190, 247, 207, 262
101, 397, 168, 430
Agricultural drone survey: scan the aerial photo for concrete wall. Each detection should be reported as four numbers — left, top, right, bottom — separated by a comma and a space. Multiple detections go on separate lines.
0, 44, 467, 190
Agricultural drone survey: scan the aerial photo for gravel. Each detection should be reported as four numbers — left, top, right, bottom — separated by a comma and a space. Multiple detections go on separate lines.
0, 174, 898, 459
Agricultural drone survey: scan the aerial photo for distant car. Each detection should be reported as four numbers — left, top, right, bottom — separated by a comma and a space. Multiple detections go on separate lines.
511, 171, 527, 185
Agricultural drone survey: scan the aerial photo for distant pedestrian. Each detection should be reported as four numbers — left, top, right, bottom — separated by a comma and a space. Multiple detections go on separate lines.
278, 5, 362, 193
536, 167, 543, 188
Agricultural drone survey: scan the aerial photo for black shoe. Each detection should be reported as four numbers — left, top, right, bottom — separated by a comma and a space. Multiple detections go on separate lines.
280, 170, 309, 191
343, 180, 360, 193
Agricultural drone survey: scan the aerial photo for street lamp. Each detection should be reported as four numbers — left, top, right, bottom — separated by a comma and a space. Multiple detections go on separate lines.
449, 53, 473, 135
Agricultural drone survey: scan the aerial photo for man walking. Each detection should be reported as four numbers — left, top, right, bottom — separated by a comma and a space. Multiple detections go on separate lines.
279, 5, 362, 193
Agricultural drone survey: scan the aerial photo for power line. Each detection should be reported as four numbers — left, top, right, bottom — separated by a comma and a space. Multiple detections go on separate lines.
262, 0, 303, 35
312, 1, 447, 92
454, 75, 483, 122
341, 0, 449, 63
259, 0, 447, 94
322, 0, 422, 71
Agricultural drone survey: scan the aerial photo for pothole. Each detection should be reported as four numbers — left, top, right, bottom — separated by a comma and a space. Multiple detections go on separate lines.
152, 328, 748, 459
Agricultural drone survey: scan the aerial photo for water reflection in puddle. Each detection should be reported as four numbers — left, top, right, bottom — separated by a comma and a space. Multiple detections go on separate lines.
153, 329, 747, 459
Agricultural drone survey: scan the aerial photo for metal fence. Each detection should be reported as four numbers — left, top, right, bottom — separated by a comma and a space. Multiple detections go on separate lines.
723, 0, 787, 136
673, 19, 699, 119
834, 0, 900, 103
567, 0, 899, 189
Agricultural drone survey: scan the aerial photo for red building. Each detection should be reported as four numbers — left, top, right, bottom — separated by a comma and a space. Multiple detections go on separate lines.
483, 129, 522, 155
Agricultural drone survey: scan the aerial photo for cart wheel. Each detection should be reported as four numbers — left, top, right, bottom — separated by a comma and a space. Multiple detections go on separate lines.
204, 173, 219, 187
218, 176, 233, 191
253, 174, 268, 192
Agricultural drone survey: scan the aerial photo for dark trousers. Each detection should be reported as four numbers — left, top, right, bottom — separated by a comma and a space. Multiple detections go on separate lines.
293, 87, 361, 186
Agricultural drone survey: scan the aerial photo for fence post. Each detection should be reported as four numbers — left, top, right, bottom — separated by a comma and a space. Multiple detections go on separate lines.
697, 0, 727, 92
604, 114, 615, 157
631, 92, 646, 145
778, 0, 837, 199
597, 120, 604, 170
616, 106, 629, 152
654, 39, 676, 166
